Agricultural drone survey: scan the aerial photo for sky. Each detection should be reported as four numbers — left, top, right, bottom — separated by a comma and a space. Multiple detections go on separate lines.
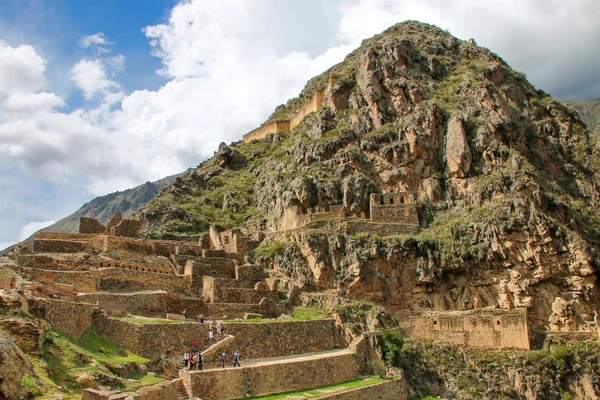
0, 0, 599, 249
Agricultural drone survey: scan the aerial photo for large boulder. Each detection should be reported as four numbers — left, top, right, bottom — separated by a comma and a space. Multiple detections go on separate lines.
0, 330, 34, 399
445, 117, 472, 178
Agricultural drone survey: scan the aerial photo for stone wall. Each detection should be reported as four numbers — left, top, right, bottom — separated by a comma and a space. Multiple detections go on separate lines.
106, 236, 154, 255
345, 221, 419, 236
96, 268, 190, 295
318, 378, 408, 400
369, 193, 419, 226
236, 264, 266, 284
17, 255, 91, 271
281, 205, 348, 230
190, 352, 359, 399
18, 267, 190, 295
112, 219, 141, 238
185, 260, 236, 297
99, 260, 175, 275
93, 312, 212, 358
289, 89, 326, 130
403, 310, 530, 350
18, 267, 98, 292
243, 120, 290, 142
79, 217, 106, 234
35, 232, 103, 240
32, 239, 92, 253
203, 319, 342, 362
29, 298, 95, 336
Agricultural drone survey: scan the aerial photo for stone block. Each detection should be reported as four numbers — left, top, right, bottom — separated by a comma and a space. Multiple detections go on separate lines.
81, 388, 111, 400
244, 313, 263, 319
166, 313, 186, 321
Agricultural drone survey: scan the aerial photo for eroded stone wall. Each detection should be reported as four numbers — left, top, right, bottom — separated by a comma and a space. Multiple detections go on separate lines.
243, 120, 290, 142
190, 352, 359, 399
403, 310, 530, 350
79, 217, 106, 234
203, 319, 342, 362
369, 193, 419, 225
112, 219, 141, 238
29, 298, 95, 336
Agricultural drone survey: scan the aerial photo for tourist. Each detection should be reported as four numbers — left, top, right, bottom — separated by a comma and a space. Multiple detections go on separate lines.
233, 351, 241, 367
221, 352, 227, 368
183, 308, 189, 320
209, 330, 214, 344
199, 314, 205, 324
196, 352, 203, 371
219, 322, 225, 336
192, 339, 199, 352
211, 320, 217, 335
183, 351, 190, 368
189, 353, 195, 370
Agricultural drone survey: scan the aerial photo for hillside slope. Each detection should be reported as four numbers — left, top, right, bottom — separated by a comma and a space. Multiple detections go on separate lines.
561, 98, 600, 138
138, 21, 600, 332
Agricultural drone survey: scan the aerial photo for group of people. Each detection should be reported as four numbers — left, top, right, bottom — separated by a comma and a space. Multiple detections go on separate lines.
182, 315, 239, 370
183, 349, 241, 370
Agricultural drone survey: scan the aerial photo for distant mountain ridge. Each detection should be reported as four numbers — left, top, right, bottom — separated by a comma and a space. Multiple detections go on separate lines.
561, 98, 600, 138
0, 171, 185, 253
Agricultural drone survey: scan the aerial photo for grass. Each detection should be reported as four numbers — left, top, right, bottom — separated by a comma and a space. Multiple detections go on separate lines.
117, 317, 188, 324
250, 376, 392, 399
29, 328, 161, 399
291, 306, 329, 321
225, 307, 330, 323
68, 328, 148, 364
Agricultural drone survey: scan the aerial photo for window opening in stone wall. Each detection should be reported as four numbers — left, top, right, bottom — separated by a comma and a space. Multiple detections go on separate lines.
380, 196, 384, 205
433, 320, 437, 325
390, 196, 394, 204
497, 320, 501, 325
400, 196, 405, 204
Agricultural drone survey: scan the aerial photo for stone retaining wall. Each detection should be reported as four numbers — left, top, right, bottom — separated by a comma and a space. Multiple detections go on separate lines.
29, 298, 96, 336
190, 352, 359, 399
317, 378, 408, 400
18, 267, 190, 295
203, 319, 342, 362
93, 312, 213, 358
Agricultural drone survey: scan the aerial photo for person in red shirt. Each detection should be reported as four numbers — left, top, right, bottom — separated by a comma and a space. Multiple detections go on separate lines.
192, 339, 199, 352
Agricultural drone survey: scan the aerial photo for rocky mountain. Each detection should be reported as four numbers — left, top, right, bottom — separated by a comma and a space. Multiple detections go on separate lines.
138, 21, 600, 332
0, 173, 183, 254
562, 98, 600, 138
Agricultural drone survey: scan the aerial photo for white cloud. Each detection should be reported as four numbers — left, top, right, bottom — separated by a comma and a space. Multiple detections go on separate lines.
19, 220, 56, 240
107, 54, 125, 72
70, 58, 121, 100
79, 32, 112, 53
0, 40, 47, 93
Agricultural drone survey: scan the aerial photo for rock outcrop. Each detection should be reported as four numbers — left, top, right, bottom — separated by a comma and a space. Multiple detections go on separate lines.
0, 330, 35, 400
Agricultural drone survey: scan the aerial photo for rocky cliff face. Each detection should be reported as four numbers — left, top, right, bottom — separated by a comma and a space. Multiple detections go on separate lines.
139, 21, 600, 332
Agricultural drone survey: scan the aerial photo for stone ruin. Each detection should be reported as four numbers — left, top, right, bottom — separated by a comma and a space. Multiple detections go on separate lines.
242, 75, 346, 142
79, 213, 141, 238
278, 191, 420, 235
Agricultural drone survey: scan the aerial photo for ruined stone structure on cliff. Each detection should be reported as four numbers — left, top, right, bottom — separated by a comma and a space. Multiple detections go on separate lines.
278, 191, 419, 236
242, 76, 345, 142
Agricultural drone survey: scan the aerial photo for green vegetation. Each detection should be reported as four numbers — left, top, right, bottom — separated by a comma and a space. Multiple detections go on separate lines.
29, 328, 160, 399
117, 317, 186, 324
381, 329, 404, 367
250, 376, 391, 399
291, 306, 329, 320
397, 339, 600, 400
225, 307, 329, 323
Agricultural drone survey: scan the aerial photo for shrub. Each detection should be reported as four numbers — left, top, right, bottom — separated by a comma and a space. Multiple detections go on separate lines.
381, 329, 404, 367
